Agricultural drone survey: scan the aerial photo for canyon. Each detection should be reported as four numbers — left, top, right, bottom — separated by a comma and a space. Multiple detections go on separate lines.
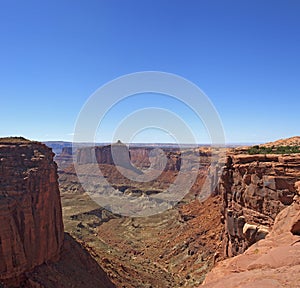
1, 137, 300, 287
55, 141, 209, 172
57, 140, 300, 286
58, 144, 220, 287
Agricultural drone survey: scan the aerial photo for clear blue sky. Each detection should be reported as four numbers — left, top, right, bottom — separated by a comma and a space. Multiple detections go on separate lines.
1, 0, 299, 144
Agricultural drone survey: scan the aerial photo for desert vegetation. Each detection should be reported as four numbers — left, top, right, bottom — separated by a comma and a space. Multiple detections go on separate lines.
248, 145, 300, 155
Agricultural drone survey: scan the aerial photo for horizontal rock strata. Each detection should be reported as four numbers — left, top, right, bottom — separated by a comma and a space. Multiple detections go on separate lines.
0, 139, 64, 286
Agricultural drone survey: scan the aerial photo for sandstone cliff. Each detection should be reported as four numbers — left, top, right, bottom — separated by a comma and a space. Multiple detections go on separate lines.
129, 147, 181, 171
74, 142, 184, 172
0, 138, 64, 286
216, 153, 300, 257
54, 146, 73, 170
200, 149, 300, 287
202, 183, 300, 287
0, 138, 115, 288
75, 142, 143, 174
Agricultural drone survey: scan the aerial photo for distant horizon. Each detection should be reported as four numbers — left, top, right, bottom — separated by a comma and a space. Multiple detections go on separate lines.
0, 135, 295, 145
2, 134, 300, 147
44, 140, 262, 145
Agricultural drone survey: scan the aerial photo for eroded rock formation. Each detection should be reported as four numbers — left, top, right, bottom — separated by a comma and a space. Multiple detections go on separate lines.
215, 153, 300, 257
130, 147, 182, 171
75, 143, 182, 172
76, 142, 137, 169
201, 183, 300, 287
0, 138, 115, 288
0, 138, 64, 286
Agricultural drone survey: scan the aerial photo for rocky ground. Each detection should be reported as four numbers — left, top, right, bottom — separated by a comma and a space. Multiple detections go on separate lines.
25, 233, 115, 288
59, 162, 223, 288
201, 188, 300, 288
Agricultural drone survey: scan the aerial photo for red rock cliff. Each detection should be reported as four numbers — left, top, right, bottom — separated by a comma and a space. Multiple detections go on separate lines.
0, 138, 64, 286
202, 189, 300, 287
216, 153, 300, 257
75, 144, 182, 171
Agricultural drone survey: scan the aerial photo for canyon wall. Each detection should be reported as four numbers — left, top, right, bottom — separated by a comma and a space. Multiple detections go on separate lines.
75, 143, 182, 171
202, 186, 300, 287
0, 138, 115, 288
56, 143, 212, 174
130, 147, 182, 171
201, 150, 300, 287
0, 139, 64, 286
55, 146, 73, 170
216, 153, 300, 257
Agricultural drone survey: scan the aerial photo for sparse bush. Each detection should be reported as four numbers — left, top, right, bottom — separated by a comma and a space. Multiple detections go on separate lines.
248, 145, 300, 155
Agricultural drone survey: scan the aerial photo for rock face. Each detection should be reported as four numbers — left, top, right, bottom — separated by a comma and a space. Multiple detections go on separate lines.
130, 147, 181, 171
215, 153, 300, 258
201, 190, 300, 287
0, 138, 64, 286
75, 142, 143, 175
0, 138, 115, 288
55, 146, 73, 170
75, 143, 182, 171
57, 142, 209, 174
76, 142, 133, 167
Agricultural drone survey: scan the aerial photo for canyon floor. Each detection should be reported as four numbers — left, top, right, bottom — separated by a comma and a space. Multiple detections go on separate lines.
59, 163, 223, 288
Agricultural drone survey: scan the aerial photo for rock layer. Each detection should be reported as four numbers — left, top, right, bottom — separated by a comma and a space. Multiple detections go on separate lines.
55, 146, 73, 170
202, 191, 300, 287
75, 143, 182, 171
216, 153, 300, 257
0, 139, 64, 286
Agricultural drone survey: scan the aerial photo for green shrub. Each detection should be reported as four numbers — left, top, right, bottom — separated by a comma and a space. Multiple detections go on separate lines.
248, 145, 300, 155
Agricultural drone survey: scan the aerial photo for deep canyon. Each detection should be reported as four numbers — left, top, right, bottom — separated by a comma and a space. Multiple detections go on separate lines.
0, 137, 300, 287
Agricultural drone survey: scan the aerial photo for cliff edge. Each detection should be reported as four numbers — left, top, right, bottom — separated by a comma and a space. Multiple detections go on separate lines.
202, 186, 300, 287
0, 138, 64, 286
0, 138, 115, 288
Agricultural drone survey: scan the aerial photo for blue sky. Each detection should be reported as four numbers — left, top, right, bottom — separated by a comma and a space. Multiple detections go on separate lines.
0, 0, 299, 144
